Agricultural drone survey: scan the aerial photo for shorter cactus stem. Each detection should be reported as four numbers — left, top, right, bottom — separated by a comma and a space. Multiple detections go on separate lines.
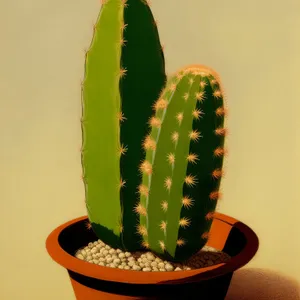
140, 65, 226, 261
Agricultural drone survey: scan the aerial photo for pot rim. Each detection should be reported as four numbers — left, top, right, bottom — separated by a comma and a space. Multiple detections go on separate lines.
46, 212, 259, 285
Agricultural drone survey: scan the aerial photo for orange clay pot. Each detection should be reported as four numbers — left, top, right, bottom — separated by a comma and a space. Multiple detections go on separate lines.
46, 213, 258, 300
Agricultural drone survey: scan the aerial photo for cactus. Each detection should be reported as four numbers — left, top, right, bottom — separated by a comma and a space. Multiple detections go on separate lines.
81, 0, 167, 251
137, 65, 227, 262
81, 0, 227, 263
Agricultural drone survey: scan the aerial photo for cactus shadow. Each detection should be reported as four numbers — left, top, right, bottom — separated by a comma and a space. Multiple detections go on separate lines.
226, 267, 300, 300
90, 222, 122, 249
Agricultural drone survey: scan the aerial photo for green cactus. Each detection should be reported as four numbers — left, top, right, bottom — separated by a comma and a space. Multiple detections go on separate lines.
81, 0, 166, 251
137, 65, 227, 262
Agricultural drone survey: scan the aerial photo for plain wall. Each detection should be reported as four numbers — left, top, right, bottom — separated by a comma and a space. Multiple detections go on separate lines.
0, 0, 299, 299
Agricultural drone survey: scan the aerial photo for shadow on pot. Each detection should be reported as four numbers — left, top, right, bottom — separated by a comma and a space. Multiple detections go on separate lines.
226, 267, 300, 300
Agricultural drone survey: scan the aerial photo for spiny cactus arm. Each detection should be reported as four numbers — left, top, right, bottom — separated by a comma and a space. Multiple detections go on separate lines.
119, 0, 167, 250
163, 71, 203, 259
167, 66, 226, 262
81, 0, 125, 248
136, 77, 174, 250
136, 74, 193, 255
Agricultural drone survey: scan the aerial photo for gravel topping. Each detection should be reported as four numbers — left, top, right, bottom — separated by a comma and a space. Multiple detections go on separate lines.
75, 239, 231, 272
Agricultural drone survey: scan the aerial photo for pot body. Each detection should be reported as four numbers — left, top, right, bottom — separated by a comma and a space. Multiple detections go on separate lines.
46, 213, 259, 300
68, 269, 233, 299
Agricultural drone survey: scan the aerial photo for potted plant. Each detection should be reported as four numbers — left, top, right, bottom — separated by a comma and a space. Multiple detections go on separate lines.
46, 0, 259, 299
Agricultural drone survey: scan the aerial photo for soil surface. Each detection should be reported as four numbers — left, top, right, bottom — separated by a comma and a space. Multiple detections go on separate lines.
75, 240, 231, 272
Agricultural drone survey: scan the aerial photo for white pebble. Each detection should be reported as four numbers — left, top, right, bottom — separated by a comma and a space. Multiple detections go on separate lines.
88, 242, 93, 248
86, 255, 92, 261
109, 263, 116, 268
109, 249, 115, 254
102, 250, 108, 256
137, 258, 143, 263
152, 267, 159, 271
144, 262, 150, 267
132, 265, 141, 271
113, 258, 121, 265
99, 257, 105, 262
92, 254, 97, 259
158, 262, 165, 268
93, 259, 99, 264
80, 250, 87, 257
76, 254, 84, 260
175, 267, 182, 271
146, 253, 155, 261
118, 253, 125, 259
139, 263, 145, 268
150, 261, 157, 267
124, 266, 130, 270
125, 252, 131, 257
98, 262, 105, 266
159, 268, 166, 272
105, 245, 111, 250
143, 267, 151, 272
121, 262, 127, 266
141, 254, 146, 258
128, 261, 135, 267
116, 249, 122, 253
128, 256, 135, 261
106, 257, 113, 263
118, 265, 124, 269
165, 264, 174, 271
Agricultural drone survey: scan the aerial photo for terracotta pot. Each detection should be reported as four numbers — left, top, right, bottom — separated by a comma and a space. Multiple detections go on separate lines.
46, 213, 259, 300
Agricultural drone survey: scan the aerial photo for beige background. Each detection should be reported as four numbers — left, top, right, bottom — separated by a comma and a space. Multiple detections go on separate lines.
1, 0, 300, 299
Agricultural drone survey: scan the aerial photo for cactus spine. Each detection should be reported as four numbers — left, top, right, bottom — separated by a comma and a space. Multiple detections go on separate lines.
138, 65, 226, 262
81, 0, 166, 250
